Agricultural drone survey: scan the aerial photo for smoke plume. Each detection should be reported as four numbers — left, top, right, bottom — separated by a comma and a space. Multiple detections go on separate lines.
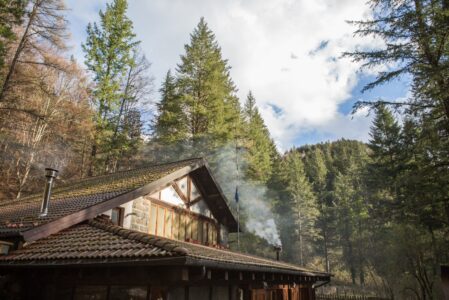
212, 146, 282, 246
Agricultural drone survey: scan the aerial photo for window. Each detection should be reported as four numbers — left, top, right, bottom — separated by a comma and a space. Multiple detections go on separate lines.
111, 207, 124, 226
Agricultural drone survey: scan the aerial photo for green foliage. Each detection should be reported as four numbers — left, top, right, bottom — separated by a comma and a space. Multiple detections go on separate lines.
176, 17, 241, 147
346, 0, 449, 150
275, 151, 319, 265
242, 91, 276, 183
82, 0, 139, 174
0, 0, 25, 71
153, 70, 188, 144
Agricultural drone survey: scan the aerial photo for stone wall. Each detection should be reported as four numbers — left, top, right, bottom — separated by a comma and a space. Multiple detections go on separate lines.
130, 196, 151, 233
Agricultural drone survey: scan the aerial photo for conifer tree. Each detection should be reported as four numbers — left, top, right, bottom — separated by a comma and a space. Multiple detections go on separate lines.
275, 151, 319, 265
153, 70, 187, 144
346, 0, 449, 133
82, 0, 138, 175
176, 18, 241, 147
242, 91, 276, 183
367, 104, 402, 217
303, 147, 331, 272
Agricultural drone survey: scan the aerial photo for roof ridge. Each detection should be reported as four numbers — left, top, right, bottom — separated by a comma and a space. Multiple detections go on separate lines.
88, 219, 189, 256
63, 157, 204, 184
0, 157, 204, 207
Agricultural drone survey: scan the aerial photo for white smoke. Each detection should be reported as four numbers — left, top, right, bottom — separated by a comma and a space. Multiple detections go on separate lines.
141, 141, 282, 246
212, 145, 282, 246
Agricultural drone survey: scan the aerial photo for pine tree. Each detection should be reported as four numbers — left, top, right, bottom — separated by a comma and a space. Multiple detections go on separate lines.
367, 104, 402, 218
82, 0, 138, 175
275, 151, 319, 265
346, 0, 449, 133
176, 17, 241, 147
242, 91, 276, 183
153, 70, 187, 144
303, 146, 331, 272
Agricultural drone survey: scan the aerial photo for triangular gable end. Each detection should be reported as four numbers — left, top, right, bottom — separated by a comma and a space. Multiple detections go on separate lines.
14, 159, 237, 243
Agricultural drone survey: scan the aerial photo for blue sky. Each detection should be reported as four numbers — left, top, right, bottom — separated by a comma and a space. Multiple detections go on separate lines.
65, 0, 409, 150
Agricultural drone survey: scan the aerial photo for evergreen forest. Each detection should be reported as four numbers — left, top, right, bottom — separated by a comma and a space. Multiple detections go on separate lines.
0, 0, 448, 298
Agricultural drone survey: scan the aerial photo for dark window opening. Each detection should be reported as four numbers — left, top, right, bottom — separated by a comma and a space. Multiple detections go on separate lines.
111, 207, 125, 226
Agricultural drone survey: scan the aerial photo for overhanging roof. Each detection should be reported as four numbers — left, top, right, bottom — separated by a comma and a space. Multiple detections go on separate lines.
0, 158, 238, 241
0, 218, 329, 279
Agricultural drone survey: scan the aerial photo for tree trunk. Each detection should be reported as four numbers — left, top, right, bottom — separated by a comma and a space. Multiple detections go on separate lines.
298, 210, 303, 265
0, 0, 40, 101
104, 66, 132, 171
323, 228, 330, 273
88, 143, 97, 176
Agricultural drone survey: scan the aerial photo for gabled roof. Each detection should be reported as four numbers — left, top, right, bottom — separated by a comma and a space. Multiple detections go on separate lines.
0, 217, 329, 279
0, 158, 238, 241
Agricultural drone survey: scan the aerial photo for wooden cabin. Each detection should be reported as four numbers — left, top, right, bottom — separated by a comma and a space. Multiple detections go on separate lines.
0, 158, 330, 299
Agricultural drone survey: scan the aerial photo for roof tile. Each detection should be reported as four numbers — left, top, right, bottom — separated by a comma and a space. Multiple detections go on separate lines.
0, 218, 328, 277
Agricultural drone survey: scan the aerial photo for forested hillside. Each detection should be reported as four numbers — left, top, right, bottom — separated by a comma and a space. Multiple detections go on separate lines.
0, 0, 447, 299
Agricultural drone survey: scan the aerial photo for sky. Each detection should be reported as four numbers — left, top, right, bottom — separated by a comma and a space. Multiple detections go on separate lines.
65, 0, 409, 150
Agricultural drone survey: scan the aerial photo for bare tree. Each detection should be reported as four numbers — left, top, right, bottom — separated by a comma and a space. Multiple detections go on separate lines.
0, 0, 67, 102
0, 53, 92, 199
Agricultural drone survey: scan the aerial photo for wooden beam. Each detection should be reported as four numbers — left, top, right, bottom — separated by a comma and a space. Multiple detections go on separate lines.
187, 197, 202, 207
172, 182, 188, 203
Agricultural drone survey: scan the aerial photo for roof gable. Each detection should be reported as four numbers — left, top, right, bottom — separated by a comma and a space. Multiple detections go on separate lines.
0, 158, 238, 241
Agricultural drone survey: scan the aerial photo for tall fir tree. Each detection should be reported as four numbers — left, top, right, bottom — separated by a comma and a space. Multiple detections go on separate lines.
242, 91, 276, 183
274, 151, 319, 265
367, 104, 401, 219
303, 146, 331, 272
82, 0, 138, 175
176, 17, 241, 148
153, 70, 188, 144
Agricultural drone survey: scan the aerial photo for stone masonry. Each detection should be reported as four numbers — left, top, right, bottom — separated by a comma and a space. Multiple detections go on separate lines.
130, 196, 151, 233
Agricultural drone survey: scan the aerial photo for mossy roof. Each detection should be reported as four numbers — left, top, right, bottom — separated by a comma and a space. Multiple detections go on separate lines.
0, 158, 203, 235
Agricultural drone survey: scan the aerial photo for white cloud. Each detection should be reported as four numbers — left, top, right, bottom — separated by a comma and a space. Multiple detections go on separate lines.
66, 0, 391, 148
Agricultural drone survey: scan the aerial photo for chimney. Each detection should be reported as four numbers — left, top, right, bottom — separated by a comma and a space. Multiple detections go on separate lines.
274, 245, 282, 261
39, 168, 58, 218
